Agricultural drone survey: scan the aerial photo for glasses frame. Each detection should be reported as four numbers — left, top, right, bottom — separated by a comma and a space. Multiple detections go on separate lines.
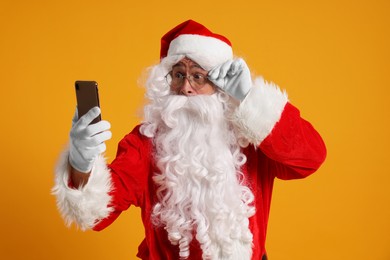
165, 71, 210, 91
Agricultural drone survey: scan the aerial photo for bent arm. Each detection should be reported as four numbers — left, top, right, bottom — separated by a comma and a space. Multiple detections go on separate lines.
52, 127, 150, 231
260, 103, 326, 179
233, 77, 326, 179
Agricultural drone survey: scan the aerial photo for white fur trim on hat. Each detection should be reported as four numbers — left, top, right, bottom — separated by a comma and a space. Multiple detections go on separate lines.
233, 77, 288, 146
52, 148, 114, 230
168, 34, 233, 70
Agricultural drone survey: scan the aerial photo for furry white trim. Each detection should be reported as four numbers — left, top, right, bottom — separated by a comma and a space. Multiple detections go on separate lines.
233, 77, 288, 146
168, 34, 233, 71
52, 148, 114, 231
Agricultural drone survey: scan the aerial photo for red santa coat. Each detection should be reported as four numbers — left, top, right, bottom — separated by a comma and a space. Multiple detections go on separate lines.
53, 79, 326, 260
92, 102, 326, 259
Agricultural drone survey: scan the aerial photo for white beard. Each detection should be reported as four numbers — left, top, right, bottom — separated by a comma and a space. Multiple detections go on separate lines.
140, 92, 255, 260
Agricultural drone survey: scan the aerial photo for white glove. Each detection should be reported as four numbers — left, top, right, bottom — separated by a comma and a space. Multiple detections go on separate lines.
69, 107, 112, 173
208, 58, 252, 101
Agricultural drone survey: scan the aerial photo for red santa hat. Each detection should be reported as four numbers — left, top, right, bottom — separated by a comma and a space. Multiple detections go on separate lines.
160, 20, 233, 70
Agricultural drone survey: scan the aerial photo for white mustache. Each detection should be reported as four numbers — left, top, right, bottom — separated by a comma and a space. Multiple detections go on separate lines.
160, 94, 222, 129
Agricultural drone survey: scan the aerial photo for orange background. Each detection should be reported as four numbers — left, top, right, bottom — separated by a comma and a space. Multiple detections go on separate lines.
1, 0, 389, 259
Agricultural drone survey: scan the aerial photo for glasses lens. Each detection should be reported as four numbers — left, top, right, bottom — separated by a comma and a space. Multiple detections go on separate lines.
191, 74, 206, 88
166, 72, 184, 89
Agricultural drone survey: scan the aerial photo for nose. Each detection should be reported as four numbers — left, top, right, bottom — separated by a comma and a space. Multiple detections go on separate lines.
180, 78, 196, 96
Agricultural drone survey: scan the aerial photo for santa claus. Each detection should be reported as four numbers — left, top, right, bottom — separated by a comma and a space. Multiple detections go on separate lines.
53, 20, 326, 260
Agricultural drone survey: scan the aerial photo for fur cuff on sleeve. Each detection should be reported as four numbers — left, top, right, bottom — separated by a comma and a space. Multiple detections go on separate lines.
233, 77, 288, 146
51, 148, 114, 231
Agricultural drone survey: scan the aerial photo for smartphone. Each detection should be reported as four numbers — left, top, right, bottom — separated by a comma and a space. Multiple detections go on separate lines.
75, 80, 101, 124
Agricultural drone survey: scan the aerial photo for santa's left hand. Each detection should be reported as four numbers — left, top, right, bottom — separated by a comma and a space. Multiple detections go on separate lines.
208, 58, 252, 101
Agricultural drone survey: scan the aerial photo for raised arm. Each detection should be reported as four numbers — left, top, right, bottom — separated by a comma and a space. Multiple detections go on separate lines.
210, 60, 327, 178
259, 102, 326, 179
52, 107, 113, 230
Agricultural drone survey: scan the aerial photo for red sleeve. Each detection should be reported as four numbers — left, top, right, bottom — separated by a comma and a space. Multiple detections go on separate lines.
259, 102, 327, 180
93, 126, 152, 231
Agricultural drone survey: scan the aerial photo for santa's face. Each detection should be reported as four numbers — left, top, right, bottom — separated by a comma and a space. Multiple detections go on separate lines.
168, 58, 216, 96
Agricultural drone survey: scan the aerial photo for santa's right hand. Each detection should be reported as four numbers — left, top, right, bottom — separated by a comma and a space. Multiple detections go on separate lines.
208, 58, 252, 101
69, 107, 112, 173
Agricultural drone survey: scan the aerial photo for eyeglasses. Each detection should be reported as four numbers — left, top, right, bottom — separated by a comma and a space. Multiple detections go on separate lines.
165, 71, 209, 90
